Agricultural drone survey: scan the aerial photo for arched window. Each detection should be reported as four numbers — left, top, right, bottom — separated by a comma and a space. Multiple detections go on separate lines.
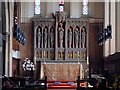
35, 0, 40, 14
82, 0, 88, 15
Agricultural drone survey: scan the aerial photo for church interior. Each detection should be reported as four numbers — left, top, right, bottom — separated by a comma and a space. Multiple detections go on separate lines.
0, 0, 120, 90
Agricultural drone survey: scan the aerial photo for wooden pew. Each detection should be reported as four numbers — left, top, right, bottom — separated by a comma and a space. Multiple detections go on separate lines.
2, 76, 47, 90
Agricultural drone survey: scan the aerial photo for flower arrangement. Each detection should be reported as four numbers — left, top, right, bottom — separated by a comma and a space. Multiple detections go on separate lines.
22, 58, 35, 71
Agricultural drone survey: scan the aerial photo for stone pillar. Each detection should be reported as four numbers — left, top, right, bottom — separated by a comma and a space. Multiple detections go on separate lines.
5, 2, 9, 76
104, 1, 117, 56
110, 1, 116, 54
8, 2, 14, 77
0, 2, 3, 90
104, 1, 110, 56
117, 1, 120, 51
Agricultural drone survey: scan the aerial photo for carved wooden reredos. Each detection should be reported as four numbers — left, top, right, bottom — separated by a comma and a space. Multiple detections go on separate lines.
33, 12, 89, 62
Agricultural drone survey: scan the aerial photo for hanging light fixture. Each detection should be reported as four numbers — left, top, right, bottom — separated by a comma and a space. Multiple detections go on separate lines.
98, 25, 112, 45
13, 15, 26, 45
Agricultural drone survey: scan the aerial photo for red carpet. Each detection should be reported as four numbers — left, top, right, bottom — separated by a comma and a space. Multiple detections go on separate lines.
48, 81, 77, 89
47, 81, 88, 89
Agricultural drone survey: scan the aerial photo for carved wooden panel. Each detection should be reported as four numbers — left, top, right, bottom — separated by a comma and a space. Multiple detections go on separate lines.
33, 12, 88, 62
33, 18, 55, 61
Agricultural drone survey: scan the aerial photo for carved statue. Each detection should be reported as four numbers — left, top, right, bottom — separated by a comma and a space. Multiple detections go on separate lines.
79, 29, 81, 48
58, 23, 64, 48
43, 28, 48, 48
56, 12, 65, 23
59, 14, 65, 23
74, 28, 79, 48
81, 27, 86, 48
50, 28, 54, 48
37, 27, 42, 48
68, 28, 72, 48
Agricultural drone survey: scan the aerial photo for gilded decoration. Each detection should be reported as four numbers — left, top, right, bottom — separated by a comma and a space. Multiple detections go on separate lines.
50, 51, 54, 60
68, 51, 73, 58
36, 51, 39, 58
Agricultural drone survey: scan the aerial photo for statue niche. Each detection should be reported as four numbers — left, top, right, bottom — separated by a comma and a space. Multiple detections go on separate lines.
58, 23, 64, 48
81, 26, 86, 48
74, 27, 79, 48
43, 27, 48, 48
56, 12, 66, 23
50, 27, 55, 48
68, 27, 73, 48
36, 27, 42, 48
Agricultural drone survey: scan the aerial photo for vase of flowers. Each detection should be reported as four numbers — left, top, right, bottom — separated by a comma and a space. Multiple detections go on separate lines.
22, 58, 35, 78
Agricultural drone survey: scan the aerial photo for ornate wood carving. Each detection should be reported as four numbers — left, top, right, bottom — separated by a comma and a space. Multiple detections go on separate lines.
32, 12, 89, 62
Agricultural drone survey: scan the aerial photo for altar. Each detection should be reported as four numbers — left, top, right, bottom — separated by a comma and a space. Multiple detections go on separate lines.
40, 62, 85, 81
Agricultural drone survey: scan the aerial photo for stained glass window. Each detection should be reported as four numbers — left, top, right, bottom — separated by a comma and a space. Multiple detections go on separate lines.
35, 0, 40, 14
82, 0, 88, 15
59, 0, 64, 12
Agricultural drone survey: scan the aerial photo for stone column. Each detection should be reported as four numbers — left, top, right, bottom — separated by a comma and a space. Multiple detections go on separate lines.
104, 1, 116, 56
0, 2, 3, 90
117, 1, 120, 51
5, 2, 9, 76
110, 1, 116, 54
8, 2, 14, 77
104, 1, 110, 56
